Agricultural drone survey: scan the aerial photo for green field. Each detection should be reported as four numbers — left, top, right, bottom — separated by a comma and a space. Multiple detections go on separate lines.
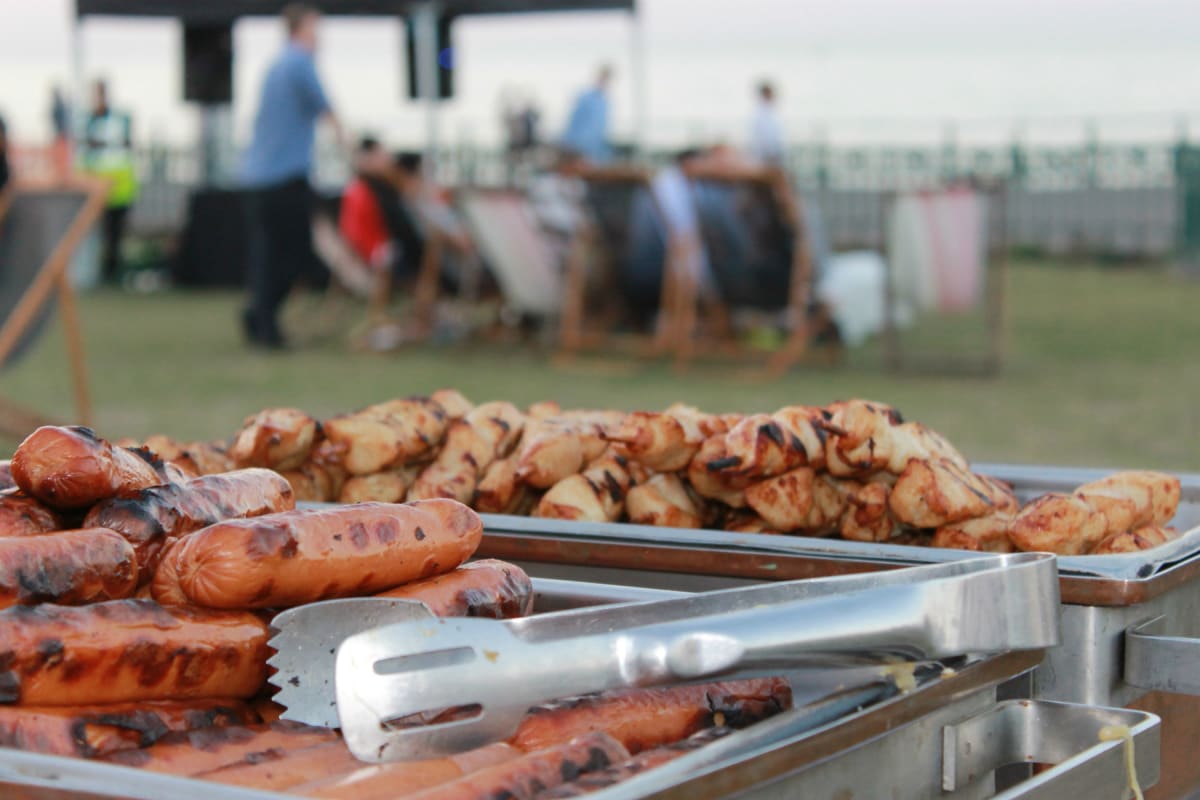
3, 261, 1198, 471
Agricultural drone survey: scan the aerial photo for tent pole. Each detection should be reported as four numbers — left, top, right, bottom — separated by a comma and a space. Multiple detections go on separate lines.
629, 3, 647, 160
70, 14, 85, 145
412, 2, 441, 176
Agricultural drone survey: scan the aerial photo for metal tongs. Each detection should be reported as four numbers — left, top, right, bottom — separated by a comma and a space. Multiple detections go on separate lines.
268, 552, 1058, 762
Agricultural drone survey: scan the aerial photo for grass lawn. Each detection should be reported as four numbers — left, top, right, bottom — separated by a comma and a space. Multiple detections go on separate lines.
2, 261, 1198, 471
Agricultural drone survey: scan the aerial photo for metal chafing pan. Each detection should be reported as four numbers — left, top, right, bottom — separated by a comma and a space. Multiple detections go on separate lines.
476, 464, 1200, 798
0, 571, 1158, 800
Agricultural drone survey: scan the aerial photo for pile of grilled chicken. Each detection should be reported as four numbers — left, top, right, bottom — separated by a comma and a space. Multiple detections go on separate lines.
99, 392, 1182, 558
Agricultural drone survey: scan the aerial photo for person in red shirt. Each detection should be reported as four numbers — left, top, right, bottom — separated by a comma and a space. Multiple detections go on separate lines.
339, 137, 393, 271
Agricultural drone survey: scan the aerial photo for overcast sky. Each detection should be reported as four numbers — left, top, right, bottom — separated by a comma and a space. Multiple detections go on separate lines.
1, 0, 1198, 148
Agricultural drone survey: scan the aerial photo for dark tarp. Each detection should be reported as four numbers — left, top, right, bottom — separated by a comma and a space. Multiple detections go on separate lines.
76, 0, 633, 20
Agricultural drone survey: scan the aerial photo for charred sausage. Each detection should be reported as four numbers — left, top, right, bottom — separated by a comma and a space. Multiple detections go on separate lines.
152, 500, 483, 609
103, 721, 337, 775
0, 698, 258, 757
0, 493, 63, 537
83, 468, 295, 580
403, 733, 629, 800
0, 599, 269, 705
511, 679, 792, 755
11, 426, 176, 510
265, 742, 518, 799
376, 559, 534, 618
0, 529, 138, 609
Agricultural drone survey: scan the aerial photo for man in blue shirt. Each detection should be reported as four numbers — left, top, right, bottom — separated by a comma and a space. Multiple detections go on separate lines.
561, 66, 613, 164
241, 3, 344, 349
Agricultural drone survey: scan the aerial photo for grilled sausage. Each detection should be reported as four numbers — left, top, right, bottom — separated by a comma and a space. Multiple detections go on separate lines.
403, 734, 629, 800
291, 742, 519, 799
11, 426, 177, 510
0, 493, 63, 537
199, 740, 366, 791
82, 469, 295, 579
152, 500, 484, 609
511, 678, 792, 755
376, 559, 534, 618
103, 721, 337, 775
0, 600, 270, 705
0, 698, 258, 757
534, 727, 735, 798
229, 408, 320, 471
0, 529, 138, 609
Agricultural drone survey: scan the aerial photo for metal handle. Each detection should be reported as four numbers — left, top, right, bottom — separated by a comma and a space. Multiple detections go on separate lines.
1125, 614, 1200, 695
943, 700, 1159, 799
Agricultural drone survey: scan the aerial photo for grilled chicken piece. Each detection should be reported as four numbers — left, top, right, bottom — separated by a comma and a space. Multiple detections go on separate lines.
883, 422, 969, 475
841, 481, 906, 543
685, 435, 750, 507
888, 459, 999, 529
408, 402, 525, 503
1011, 470, 1182, 555
527, 401, 562, 420
823, 399, 903, 477
722, 509, 780, 535
1074, 471, 1181, 529
516, 413, 621, 489
323, 397, 449, 475
475, 454, 523, 513
1090, 525, 1178, 555
228, 408, 319, 471
337, 467, 420, 504
534, 452, 633, 522
932, 512, 1017, 552
743, 467, 848, 534
430, 389, 474, 421
604, 405, 722, 473
279, 458, 346, 503
626, 474, 704, 529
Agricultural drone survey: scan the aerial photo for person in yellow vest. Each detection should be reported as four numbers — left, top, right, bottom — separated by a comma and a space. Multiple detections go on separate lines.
81, 79, 138, 285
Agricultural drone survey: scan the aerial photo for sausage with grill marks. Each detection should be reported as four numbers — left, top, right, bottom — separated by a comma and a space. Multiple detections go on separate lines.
0, 493, 63, 538
11, 426, 180, 510
0, 599, 270, 706
103, 721, 337, 775
83, 468, 295, 580
151, 500, 483, 609
376, 559, 534, 618
0, 698, 258, 757
0, 529, 138, 609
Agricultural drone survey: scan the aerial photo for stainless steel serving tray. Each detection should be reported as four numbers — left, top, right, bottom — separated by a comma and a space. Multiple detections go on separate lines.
478, 463, 1200, 607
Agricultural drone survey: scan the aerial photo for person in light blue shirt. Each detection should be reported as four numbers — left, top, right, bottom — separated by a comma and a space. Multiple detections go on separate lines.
240, 3, 344, 349
561, 66, 613, 164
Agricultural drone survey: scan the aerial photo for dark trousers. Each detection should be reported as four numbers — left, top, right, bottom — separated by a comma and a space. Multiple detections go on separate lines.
244, 176, 313, 341
101, 205, 130, 284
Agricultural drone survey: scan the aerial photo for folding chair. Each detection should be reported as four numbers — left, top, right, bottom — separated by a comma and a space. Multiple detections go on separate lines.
683, 164, 816, 374
558, 165, 682, 359
458, 187, 564, 329
0, 177, 108, 436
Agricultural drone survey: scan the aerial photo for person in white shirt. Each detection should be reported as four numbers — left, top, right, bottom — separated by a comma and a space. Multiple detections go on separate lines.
749, 81, 784, 166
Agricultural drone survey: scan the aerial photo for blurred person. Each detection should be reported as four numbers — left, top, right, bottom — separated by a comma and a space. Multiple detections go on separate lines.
749, 81, 784, 165
81, 79, 138, 284
393, 152, 473, 259
528, 148, 588, 265
339, 137, 394, 272
50, 85, 72, 181
561, 65, 613, 164
240, 3, 345, 349
0, 113, 10, 193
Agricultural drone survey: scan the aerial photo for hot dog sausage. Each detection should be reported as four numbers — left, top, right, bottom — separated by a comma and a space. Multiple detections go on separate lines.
0, 599, 269, 705
294, 742, 520, 800
403, 733, 629, 800
0, 529, 138, 609
83, 469, 295, 579
376, 559, 534, 619
103, 721, 337, 775
152, 500, 483, 609
533, 727, 734, 798
0, 493, 63, 537
511, 678, 792, 755
11, 426, 178, 510
0, 698, 258, 757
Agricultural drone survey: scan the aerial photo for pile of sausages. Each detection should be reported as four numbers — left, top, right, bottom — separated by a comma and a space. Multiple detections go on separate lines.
129, 391, 1184, 557
0, 424, 794, 799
